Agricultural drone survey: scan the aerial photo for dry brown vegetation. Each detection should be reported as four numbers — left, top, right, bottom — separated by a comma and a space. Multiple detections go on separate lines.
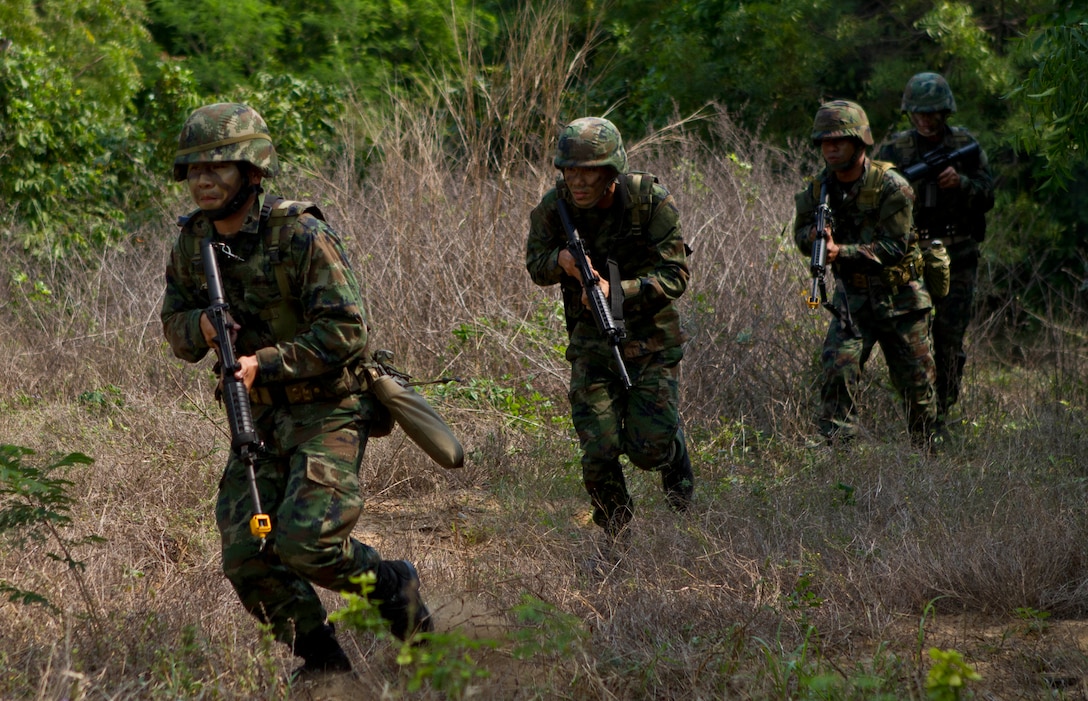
4, 5, 1088, 700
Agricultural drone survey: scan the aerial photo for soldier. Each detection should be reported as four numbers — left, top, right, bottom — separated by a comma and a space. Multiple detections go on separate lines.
525, 117, 694, 539
794, 100, 938, 445
877, 72, 995, 425
161, 103, 432, 678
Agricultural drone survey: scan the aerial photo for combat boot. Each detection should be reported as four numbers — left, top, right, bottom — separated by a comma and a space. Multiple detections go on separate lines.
660, 433, 694, 512
373, 560, 434, 642
291, 622, 352, 680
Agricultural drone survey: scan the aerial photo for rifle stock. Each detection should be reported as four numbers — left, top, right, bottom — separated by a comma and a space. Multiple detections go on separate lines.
556, 199, 633, 390
200, 237, 272, 546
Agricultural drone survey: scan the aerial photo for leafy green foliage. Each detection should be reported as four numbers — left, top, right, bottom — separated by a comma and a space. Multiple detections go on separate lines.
0, 45, 135, 252
147, 0, 496, 100
926, 647, 982, 700
147, 0, 287, 94
0, 445, 101, 616
1005, 21, 1088, 189
331, 572, 500, 699
509, 593, 588, 660
228, 72, 347, 169
0, 2, 201, 254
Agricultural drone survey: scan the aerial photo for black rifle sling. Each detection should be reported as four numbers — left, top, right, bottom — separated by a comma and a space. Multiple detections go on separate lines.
607, 253, 625, 334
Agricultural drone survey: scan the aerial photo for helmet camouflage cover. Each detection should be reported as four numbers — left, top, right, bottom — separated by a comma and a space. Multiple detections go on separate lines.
173, 103, 279, 181
901, 72, 957, 113
554, 117, 628, 174
811, 100, 874, 146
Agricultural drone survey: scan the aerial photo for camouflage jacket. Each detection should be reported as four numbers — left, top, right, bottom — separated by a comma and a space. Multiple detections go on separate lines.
526, 173, 690, 360
794, 158, 932, 319
876, 126, 994, 248
161, 194, 369, 391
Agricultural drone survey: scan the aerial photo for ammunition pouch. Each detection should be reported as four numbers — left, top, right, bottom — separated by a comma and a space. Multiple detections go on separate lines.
879, 248, 924, 289
922, 240, 951, 299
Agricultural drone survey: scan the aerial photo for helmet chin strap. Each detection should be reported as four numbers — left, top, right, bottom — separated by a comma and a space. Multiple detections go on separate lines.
206, 181, 263, 222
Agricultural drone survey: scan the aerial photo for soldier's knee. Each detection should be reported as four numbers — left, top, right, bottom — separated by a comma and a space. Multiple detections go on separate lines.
627, 434, 677, 471
277, 538, 341, 580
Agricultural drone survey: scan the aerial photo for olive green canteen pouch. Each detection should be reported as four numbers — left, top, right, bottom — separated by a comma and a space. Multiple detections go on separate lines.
362, 351, 464, 469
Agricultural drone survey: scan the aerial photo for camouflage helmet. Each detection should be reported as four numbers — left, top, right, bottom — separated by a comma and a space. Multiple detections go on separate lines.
901, 72, 957, 113
811, 100, 874, 146
554, 117, 628, 174
173, 103, 279, 182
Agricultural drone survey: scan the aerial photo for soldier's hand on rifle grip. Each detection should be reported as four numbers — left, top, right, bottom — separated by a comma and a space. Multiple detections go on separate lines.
200, 311, 240, 349
236, 355, 259, 390
824, 233, 840, 263
936, 166, 961, 190
809, 224, 838, 263
558, 248, 609, 308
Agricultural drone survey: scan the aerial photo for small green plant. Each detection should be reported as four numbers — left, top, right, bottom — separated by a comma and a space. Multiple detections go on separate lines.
783, 569, 825, 627
510, 593, 588, 660
78, 384, 125, 411
399, 629, 498, 700
926, 647, 981, 700
328, 571, 389, 638
151, 625, 208, 698
0, 445, 101, 623
1012, 606, 1051, 636
331, 572, 498, 699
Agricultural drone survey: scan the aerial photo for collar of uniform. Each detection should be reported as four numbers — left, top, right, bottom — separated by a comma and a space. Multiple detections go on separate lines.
826, 158, 869, 202
238, 193, 265, 235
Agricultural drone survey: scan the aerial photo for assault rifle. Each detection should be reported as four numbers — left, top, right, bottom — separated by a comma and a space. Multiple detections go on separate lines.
200, 237, 272, 548
556, 199, 633, 390
807, 179, 832, 311
804, 180, 858, 338
900, 141, 980, 182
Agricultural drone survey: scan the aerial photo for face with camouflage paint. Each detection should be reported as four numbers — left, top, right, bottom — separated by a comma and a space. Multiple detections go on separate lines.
563, 166, 616, 208
820, 137, 863, 175
910, 111, 948, 140
187, 162, 247, 211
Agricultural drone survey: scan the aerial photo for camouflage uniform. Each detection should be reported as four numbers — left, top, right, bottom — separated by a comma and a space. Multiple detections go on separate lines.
876, 73, 995, 418
161, 103, 429, 674
526, 117, 693, 535
795, 101, 938, 442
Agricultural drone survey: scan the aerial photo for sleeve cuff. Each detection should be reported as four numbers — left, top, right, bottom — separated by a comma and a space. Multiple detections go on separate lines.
255, 346, 283, 383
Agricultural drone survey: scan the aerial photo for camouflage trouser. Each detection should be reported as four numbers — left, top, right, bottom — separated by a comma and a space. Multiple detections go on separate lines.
569, 345, 685, 532
818, 308, 937, 439
216, 397, 381, 645
932, 247, 978, 414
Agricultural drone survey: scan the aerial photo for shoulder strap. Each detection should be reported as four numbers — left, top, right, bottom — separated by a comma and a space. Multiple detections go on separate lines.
623, 171, 659, 239
261, 197, 325, 298
179, 209, 206, 276
259, 197, 323, 340
858, 160, 892, 211
892, 131, 917, 163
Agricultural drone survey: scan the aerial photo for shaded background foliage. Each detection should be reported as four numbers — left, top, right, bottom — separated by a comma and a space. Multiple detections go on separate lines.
0, 0, 1085, 306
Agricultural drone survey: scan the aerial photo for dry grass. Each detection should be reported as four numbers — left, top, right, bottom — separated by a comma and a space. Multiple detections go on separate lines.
4, 3, 1088, 699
